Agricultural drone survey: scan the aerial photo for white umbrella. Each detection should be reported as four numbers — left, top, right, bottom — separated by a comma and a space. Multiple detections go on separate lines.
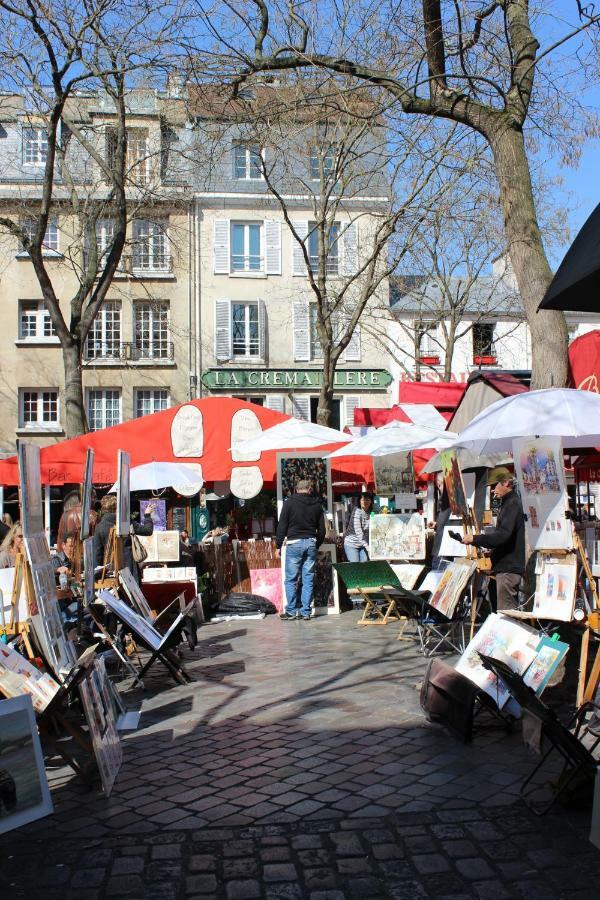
422, 448, 512, 474
229, 417, 352, 455
328, 421, 458, 458
109, 461, 204, 493
450, 388, 600, 454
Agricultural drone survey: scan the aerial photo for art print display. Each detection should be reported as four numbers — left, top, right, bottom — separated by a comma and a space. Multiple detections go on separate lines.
456, 613, 540, 708
277, 452, 332, 516
389, 563, 425, 590
440, 450, 469, 518
428, 560, 476, 619
118, 568, 154, 620
513, 436, 570, 551
374, 452, 414, 496
99, 591, 161, 651
140, 499, 167, 532
250, 568, 284, 613
79, 658, 122, 796
26, 549, 75, 676
231, 408, 263, 462
80, 449, 95, 540
116, 450, 130, 538
0, 568, 28, 629
0, 695, 53, 835
0, 643, 60, 713
369, 513, 426, 561
137, 531, 180, 563
523, 636, 569, 694
532, 554, 577, 621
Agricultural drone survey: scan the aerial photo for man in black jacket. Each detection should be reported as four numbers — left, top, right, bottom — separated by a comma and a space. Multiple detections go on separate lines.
462, 467, 525, 610
276, 479, 326, 621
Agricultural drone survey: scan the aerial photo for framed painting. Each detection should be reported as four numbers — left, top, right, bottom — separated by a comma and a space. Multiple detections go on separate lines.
116, 449, 130, 538
532, 554, 577, 621
80, 448, 95, 541
513, 436, 570, 551
250, 568, 284, 613
276, 452, 332, 516
0, 695, 53, 835
369, 513, 426, 561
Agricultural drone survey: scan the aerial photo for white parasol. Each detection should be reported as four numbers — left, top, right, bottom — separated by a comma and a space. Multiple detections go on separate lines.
328, 421, 458, 458
229, 417, 351, 455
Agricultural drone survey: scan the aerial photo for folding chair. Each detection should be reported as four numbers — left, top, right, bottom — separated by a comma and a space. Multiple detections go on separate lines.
479, 653, 600, 815
415, 591, 473, 657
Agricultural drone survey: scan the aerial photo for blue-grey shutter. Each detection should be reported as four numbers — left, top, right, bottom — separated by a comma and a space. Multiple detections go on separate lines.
215, 299, 231, 360
258, 299, 266, 361
343, 396, 360, 428
291, 396, 310, 420
265, 220, 281, 274
292, 221, 308, 276
265, 395, 285, 413
293, 301, 310, 361
342, 222, 358, 275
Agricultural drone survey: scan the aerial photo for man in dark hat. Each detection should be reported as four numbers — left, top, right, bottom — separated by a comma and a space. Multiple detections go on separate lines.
275, 478, 326, 621
462, 467, 525, 611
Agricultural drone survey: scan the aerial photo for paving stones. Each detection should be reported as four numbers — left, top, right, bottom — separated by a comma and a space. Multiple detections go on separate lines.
1, 613, 599, 899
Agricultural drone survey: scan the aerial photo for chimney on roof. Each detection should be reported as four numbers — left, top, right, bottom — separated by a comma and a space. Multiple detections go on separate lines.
166, 72, 185, 99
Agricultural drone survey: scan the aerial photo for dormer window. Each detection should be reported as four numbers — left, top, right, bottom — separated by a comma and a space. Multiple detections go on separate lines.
23, 127, 48, 165
233, 144, 262, 180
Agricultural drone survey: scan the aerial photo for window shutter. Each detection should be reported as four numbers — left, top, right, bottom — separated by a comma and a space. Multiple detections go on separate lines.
343, 395, 360, 429
342, 222, 358, 275
264, 220, 281, 275
293, 301, 310, 362
214, 219, 230, 274
265, 395, 285, 413
291, 395, 310, 421
215, 299, 232, 361
344, 323, 361, 362
258, 298, 266, 361
292, 221, 308, 276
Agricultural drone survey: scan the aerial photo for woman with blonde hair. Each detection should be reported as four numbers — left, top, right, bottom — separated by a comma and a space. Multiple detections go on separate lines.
0, 522, 24, 568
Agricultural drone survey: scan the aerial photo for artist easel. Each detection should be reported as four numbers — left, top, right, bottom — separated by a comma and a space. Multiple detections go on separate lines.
354, 585, 404, 627
96, 526, 123, 589
460, 506, 492, 640
570, 533, 600, 706
5, 550, 36, 658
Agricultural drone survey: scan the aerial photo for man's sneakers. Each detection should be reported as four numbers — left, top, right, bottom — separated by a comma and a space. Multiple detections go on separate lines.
279, 612, 298, 621
299, 615, 312, 621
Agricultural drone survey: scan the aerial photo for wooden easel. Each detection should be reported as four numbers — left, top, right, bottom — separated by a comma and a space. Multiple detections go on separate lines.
6, 550, 36, 657
570, 533, 600, 706
461, 506, 492, 640
96, 526, 123, 589
353, 585, 404, 627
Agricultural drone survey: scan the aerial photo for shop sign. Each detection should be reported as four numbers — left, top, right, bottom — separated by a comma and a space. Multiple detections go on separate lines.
201, 368, 392, 391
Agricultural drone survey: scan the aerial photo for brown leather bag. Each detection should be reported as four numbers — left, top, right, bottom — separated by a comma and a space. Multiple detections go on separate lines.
420, 658, 480, 743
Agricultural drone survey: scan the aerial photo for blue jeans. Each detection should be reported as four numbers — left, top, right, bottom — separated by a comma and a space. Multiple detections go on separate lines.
284, 539, 317, 618
344, 541, 368, 563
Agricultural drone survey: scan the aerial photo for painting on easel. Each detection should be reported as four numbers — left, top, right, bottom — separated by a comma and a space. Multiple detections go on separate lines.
439, 450, 469, 518
533, 554, 577, 621
513, 436, 570, 551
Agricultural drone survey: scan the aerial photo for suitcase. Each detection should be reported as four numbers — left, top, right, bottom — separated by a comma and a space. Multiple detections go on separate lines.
420, 657, 480, 743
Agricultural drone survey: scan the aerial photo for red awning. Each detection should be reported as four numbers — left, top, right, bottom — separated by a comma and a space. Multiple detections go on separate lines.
0, 397, 374, 489
569, 329, 600, 392
397, 381, 467, 410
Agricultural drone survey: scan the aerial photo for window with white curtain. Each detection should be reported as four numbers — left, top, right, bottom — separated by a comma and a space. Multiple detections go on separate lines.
87, 389, 121, 431
85, 302, 121, 359
134, 301, 170, 359
134, 388, 170, 418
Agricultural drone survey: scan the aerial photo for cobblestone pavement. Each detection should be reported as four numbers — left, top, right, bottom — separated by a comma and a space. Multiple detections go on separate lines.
1, 613, 599, 899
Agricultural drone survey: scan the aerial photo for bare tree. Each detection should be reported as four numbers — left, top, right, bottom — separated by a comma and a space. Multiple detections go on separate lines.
191, 0, 600, 389
228, 79, 460, 424
0, 0, 180, 436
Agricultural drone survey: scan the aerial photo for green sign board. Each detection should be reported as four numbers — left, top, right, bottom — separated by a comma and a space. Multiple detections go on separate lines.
201, 368, 393, 391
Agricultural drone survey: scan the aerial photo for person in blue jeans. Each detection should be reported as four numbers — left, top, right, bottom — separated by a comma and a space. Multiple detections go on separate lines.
275, 478, 326, 620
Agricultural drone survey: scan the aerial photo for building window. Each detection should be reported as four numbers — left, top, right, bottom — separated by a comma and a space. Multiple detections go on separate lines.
23, 127, 48, 165
132, 220, 170, 272
309, 305, 324, 361
232, 302, 260, 357
233, 143, 262, 179
308, 222, 339, 275
106, 127, 150, 184
19, 390, 59, 428
87, 389, 121, 431
134, 301, 170, 359
21, 217, 59, 254
85, 302, 121, 359
83, 218, 117, 270
417, 323, 440, 362
472, 322, 496, 361
231, 222, 262, 272
309, 146, 335, 180
134, 388, 170, 418
19, 301, 57, 340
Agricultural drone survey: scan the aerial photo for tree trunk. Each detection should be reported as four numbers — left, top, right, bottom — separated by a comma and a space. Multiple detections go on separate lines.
316, 360, 334, 426
443, 329, 456, 381
488, 124, 569, 389
62, 339, 88, 437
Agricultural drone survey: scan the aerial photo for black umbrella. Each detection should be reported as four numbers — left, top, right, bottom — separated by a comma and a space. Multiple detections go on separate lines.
539, 200, 600, 311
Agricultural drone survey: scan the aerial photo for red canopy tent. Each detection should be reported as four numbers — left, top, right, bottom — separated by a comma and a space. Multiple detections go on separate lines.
397, 381, 467, 416
0, 397, 373, 489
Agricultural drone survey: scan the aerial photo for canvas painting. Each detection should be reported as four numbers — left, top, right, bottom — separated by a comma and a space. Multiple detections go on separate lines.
116, 450, 130, 538
83, 538, 95, 606
80, 448, 95, 540
428, 560, 476, 619
118, 568, 154, 620
523, 636, 569, 695
374, 452, 414, 496
139, 499, 167, 532
389, 563, 424, 590
456, 613, 540, 708
79, 658, 122, 797
250, 568, 284, 613
26, 546, 75, 675
99, 591, 161, 651
0, 695, 53, 834
533, 555, 577, 621
0, 567, 28, 628
0, 643, 60, 713
277, 452, 332, 516
369, 513, 426, 561
280, 543, 340, 615
17, 443, 44, 537
513, 436, 570, 551
137, 531, 180, 563
440, 450, 470, 518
